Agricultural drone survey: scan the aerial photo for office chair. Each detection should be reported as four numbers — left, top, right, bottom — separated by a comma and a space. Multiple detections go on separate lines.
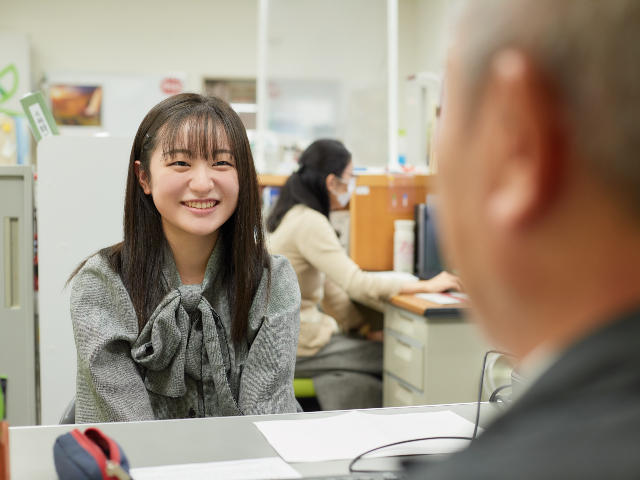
59, 397, 76, 424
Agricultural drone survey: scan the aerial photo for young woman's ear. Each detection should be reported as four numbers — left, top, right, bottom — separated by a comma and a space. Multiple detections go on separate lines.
135, 160, 151, 195
325, 173, 336, 192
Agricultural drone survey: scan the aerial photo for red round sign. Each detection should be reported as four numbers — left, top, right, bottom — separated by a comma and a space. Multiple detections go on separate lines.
160, 77, 184, 95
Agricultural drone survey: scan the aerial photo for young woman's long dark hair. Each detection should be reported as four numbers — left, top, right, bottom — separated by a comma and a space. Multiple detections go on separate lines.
70, 93, 269, 344
266, 139, 351, 232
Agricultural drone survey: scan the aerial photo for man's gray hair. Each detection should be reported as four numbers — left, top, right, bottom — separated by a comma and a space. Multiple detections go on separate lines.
456, 0, 640, 216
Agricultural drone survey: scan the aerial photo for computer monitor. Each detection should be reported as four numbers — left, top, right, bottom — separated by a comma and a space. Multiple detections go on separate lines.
414, 195, 444, 280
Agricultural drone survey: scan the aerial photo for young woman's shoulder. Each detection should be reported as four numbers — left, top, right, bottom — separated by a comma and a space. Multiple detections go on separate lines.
283, 204, 333, 233
292, 203, 326, 220
264, 254, 301, 315
70, 251, 137, 334
72, 252, 122, 292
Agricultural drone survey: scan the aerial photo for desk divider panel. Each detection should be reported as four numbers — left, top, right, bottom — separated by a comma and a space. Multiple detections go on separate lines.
38, 137, 131, 424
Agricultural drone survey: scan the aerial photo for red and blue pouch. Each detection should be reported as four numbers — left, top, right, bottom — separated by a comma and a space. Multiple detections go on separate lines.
53, 427, 131, 480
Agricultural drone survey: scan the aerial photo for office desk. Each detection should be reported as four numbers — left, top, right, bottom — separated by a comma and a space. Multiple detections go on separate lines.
9, 402, 502, 480
383, 296, 490, 408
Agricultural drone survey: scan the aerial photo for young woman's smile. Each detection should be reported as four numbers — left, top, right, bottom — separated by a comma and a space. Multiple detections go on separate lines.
181, 198, 220, 212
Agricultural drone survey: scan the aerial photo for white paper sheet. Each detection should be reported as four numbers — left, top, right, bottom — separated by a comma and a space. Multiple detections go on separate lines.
129, 457, 302, 480
448, 292, 470, 301
415, 293, 463, 305
362, 411, 476, 457
254, 410, 480, 463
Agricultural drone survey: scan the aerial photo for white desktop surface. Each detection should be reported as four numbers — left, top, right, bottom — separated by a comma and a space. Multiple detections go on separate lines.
9, 403, 501, 480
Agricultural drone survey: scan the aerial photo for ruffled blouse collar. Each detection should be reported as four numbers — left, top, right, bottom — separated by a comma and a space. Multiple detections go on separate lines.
130, 234, 242, 415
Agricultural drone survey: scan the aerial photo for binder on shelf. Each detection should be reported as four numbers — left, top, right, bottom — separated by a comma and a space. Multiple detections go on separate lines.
20, 91, 59, 142
0, 376, 5, 420
414, 202, 443, 280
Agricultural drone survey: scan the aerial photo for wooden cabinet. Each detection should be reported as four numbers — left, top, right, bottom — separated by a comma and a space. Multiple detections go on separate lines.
259, 173, 434, 272
349, 174, 432, 271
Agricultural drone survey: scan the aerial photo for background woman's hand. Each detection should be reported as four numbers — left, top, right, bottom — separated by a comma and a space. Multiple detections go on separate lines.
366, 330, 384, 342
399, 271, 463, 295
421, 271, 463, 293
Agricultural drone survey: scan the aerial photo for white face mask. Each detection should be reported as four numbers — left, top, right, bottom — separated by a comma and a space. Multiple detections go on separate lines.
331, 176, 356, 207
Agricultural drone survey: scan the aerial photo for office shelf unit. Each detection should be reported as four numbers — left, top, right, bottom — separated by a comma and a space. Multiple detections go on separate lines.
0, 165, 37, 426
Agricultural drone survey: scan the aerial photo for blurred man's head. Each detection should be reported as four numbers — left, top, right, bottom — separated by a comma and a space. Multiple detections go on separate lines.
438, 0, 640, 358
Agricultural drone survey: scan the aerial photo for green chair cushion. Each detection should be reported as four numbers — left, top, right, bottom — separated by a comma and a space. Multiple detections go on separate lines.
293, 378, 316, 398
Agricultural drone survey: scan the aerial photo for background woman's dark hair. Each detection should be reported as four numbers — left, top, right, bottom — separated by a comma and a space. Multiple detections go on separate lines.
266, 139, 351, 232
69, 93, 270, 344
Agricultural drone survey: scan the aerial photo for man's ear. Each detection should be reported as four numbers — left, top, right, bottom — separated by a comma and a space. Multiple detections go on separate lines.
484, 49, 566, 231
135, 161, 151, 195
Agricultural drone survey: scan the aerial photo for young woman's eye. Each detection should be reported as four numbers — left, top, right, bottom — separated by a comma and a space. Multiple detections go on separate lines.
213, 160, 233, 167
172, 161, 189, 167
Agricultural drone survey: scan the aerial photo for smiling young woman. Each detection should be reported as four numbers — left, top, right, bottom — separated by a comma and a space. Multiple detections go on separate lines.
68, 93, 301, 423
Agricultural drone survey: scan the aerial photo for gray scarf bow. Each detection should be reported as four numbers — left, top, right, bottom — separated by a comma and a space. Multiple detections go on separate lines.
130, 281, 241, 416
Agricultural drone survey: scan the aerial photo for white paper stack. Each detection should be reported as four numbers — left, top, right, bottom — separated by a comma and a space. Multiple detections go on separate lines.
254, 410, 479, 463
415, 293, 468, 305
130, 457, 302, 480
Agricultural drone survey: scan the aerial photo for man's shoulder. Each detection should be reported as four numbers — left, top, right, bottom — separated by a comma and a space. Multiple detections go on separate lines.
411, 393, 640, 479
406, 313, 640, 480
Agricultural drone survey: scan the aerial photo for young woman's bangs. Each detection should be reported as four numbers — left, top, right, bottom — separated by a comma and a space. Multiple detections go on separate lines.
158, 112, 234, 162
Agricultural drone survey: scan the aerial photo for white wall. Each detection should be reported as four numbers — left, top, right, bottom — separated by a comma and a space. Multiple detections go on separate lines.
0, 0, 259, 92
1, 0, 451, 139
415, 0, 451, 75
398, 0, 451, 131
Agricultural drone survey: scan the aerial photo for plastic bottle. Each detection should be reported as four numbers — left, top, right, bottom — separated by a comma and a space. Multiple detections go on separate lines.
394, 219, 415, 274
398, 129, 407, 166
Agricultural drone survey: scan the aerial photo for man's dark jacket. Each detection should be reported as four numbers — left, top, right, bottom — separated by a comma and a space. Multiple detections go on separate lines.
406, 309, 640, 479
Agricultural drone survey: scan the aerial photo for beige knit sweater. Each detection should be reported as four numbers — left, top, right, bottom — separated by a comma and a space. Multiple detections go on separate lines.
268, 204, 404, 356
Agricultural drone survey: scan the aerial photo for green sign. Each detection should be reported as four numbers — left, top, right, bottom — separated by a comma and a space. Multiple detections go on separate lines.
0, 64, 21, 116
20, 91, 59, 142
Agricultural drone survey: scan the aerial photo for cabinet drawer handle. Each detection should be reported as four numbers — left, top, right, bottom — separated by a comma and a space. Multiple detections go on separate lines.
396, 315, 415, 335
4, 217, 20, 309
394, 339, 412, 361
395, 382, 413, 405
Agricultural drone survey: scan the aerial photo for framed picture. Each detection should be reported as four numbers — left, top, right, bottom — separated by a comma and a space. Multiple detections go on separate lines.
50, 85, 102, 127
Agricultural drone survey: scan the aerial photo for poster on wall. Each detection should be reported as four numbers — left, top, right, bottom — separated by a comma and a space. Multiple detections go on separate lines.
43, 72, 187, 137
50, 85, 102, 126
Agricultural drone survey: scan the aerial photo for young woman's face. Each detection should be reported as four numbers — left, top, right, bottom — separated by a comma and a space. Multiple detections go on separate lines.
137, 129, 239, 241
327, 160, 355, 210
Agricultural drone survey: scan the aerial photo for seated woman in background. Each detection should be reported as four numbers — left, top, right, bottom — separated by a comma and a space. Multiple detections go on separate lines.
267, 139, 461, 411
69, 93, 301, 423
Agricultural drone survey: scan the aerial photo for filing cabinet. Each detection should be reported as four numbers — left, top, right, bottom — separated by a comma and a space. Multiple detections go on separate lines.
383, 303, 489, 407
0, 166, 37, 425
